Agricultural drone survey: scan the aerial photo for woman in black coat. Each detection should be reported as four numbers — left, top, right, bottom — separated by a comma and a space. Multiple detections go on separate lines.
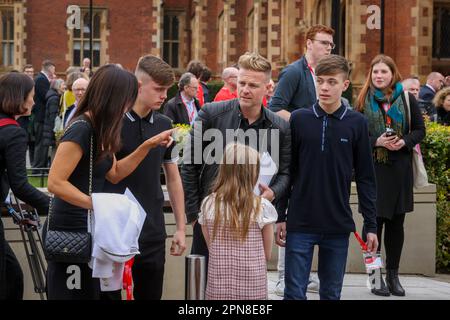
0, 73, 49, 299
42, 79, 65, 164
432, 87, 450, 126
356, 55, 425, 297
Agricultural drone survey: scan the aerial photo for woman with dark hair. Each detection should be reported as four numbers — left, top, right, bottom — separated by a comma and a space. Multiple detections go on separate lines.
46, 64, 174, 300
356, 55, 425, 297
0, 73, 50, 299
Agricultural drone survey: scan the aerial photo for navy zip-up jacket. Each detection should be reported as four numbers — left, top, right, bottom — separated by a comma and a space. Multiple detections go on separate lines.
287, 103, 377, 234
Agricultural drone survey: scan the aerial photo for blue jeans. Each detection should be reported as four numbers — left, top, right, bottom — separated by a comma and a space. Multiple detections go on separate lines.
284, 232, 349, 300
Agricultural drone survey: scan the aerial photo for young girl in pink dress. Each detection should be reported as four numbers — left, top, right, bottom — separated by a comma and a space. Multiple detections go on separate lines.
198, 143, 277, 300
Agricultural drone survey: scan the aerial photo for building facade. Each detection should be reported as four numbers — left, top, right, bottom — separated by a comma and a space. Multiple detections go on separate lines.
0, 0, 449, 93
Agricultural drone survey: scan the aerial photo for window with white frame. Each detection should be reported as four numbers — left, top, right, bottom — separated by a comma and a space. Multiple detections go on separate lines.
72, 10, 104, 67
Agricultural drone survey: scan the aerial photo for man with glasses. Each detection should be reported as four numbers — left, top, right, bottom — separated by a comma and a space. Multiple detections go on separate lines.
63, 78, 89, 127
164, 72, 201, 126
269, 24, 335, 297
269, 24, 335, 120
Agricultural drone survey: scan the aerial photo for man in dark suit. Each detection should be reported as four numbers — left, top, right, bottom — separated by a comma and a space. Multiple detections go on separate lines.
419, 72, 445, 119
32, 60, 55, 172
419, 72, 444, 101
163, 72, 200, 126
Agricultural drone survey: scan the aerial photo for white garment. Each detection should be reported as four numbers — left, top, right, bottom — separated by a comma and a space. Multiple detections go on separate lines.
90, 189, 146, 291
198, 195, 278, 230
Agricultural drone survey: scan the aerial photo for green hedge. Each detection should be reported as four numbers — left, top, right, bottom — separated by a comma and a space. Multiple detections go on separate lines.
421, 121, 450, 273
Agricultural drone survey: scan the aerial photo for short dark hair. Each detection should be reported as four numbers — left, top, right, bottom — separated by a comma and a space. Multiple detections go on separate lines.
316, 54, 350, 79
186, 60, 204, 78
135, 55, 174, 86
42, 60, 55, 70
0, 72, 34, 116
23, 64, 33, 72
200, 67, 212, 82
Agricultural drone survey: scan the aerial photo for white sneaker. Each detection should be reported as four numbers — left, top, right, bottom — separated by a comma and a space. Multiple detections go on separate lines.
307, 275, 320, 293
275, 279, 285, 297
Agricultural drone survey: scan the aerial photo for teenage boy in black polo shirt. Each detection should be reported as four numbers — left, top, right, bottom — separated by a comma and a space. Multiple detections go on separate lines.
281, 55, 379, 300
103, 55, 186, 300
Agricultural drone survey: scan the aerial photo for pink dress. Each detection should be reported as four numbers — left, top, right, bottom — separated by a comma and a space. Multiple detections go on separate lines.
198, 195, 277, 300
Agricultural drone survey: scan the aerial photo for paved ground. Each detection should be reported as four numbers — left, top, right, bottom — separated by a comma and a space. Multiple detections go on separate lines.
268, 271, 450, 300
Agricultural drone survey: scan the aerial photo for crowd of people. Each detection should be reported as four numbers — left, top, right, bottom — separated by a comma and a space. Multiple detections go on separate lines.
0, 23, 449, 301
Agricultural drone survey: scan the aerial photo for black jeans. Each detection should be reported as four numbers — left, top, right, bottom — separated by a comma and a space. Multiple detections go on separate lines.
0, 241, 24, 300
191, 222, 209, 267
32, 122, 49, 172
46, 261, 100, 300
132, 240, 166, 300
363, 214, 406, 270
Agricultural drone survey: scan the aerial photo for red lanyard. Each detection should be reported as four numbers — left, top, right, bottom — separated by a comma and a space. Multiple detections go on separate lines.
181, 96, 195, 123
307, 63, 315, 77
354, 232, 368, 251
382, 103, 392, 126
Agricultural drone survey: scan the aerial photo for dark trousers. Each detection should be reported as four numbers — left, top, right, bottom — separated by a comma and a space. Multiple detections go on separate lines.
363, 214, 406, 270
46, 261, 100, 300
284, 232, 349, 300
32, 122, 48, 171
0, 241, 24, 300
191, 222, 209, 266
132, 240, 166, 300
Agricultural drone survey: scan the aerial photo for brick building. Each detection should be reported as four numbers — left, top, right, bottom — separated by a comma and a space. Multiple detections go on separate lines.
0, 0, 449, 94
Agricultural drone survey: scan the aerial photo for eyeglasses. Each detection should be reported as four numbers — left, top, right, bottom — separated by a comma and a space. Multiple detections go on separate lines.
312, 39, 336, 49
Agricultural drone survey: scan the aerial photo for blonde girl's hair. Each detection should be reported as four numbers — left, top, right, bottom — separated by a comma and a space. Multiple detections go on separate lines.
202, 143, 261, 241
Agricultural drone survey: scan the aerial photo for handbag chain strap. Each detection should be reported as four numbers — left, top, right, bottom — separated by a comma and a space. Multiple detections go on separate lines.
47, 119, 94, 233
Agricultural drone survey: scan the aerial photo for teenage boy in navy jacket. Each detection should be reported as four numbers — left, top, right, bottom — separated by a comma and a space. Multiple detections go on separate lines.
279, 55, 379, 300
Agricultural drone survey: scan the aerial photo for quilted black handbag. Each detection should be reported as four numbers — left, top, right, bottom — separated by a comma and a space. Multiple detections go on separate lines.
44, 120, 93, 264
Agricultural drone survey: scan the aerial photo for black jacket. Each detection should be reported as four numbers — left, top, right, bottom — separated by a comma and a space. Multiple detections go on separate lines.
437, 107, 450, 126
42, 89, 61, 147
32, 72, 50, 123
0, 113, 49, 214
163, 92, 201, 126
181, 99, 291, 223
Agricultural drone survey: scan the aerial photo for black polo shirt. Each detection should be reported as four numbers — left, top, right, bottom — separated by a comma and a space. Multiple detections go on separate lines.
103, 110, 178, 243
287, 103, 377, 235
239, 106, 268, 131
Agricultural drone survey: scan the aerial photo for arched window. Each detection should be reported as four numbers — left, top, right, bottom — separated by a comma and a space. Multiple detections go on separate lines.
0, 9, 14, 67
72, 9, 104, 67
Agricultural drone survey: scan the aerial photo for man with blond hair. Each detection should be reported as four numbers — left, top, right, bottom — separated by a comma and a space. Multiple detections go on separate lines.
181, 52, 291, 267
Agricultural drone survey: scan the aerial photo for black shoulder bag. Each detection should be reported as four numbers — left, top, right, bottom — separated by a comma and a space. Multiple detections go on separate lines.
44, 120, 93, 263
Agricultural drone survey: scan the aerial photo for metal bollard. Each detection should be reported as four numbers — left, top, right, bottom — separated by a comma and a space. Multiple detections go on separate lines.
185, 254, 206, 300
